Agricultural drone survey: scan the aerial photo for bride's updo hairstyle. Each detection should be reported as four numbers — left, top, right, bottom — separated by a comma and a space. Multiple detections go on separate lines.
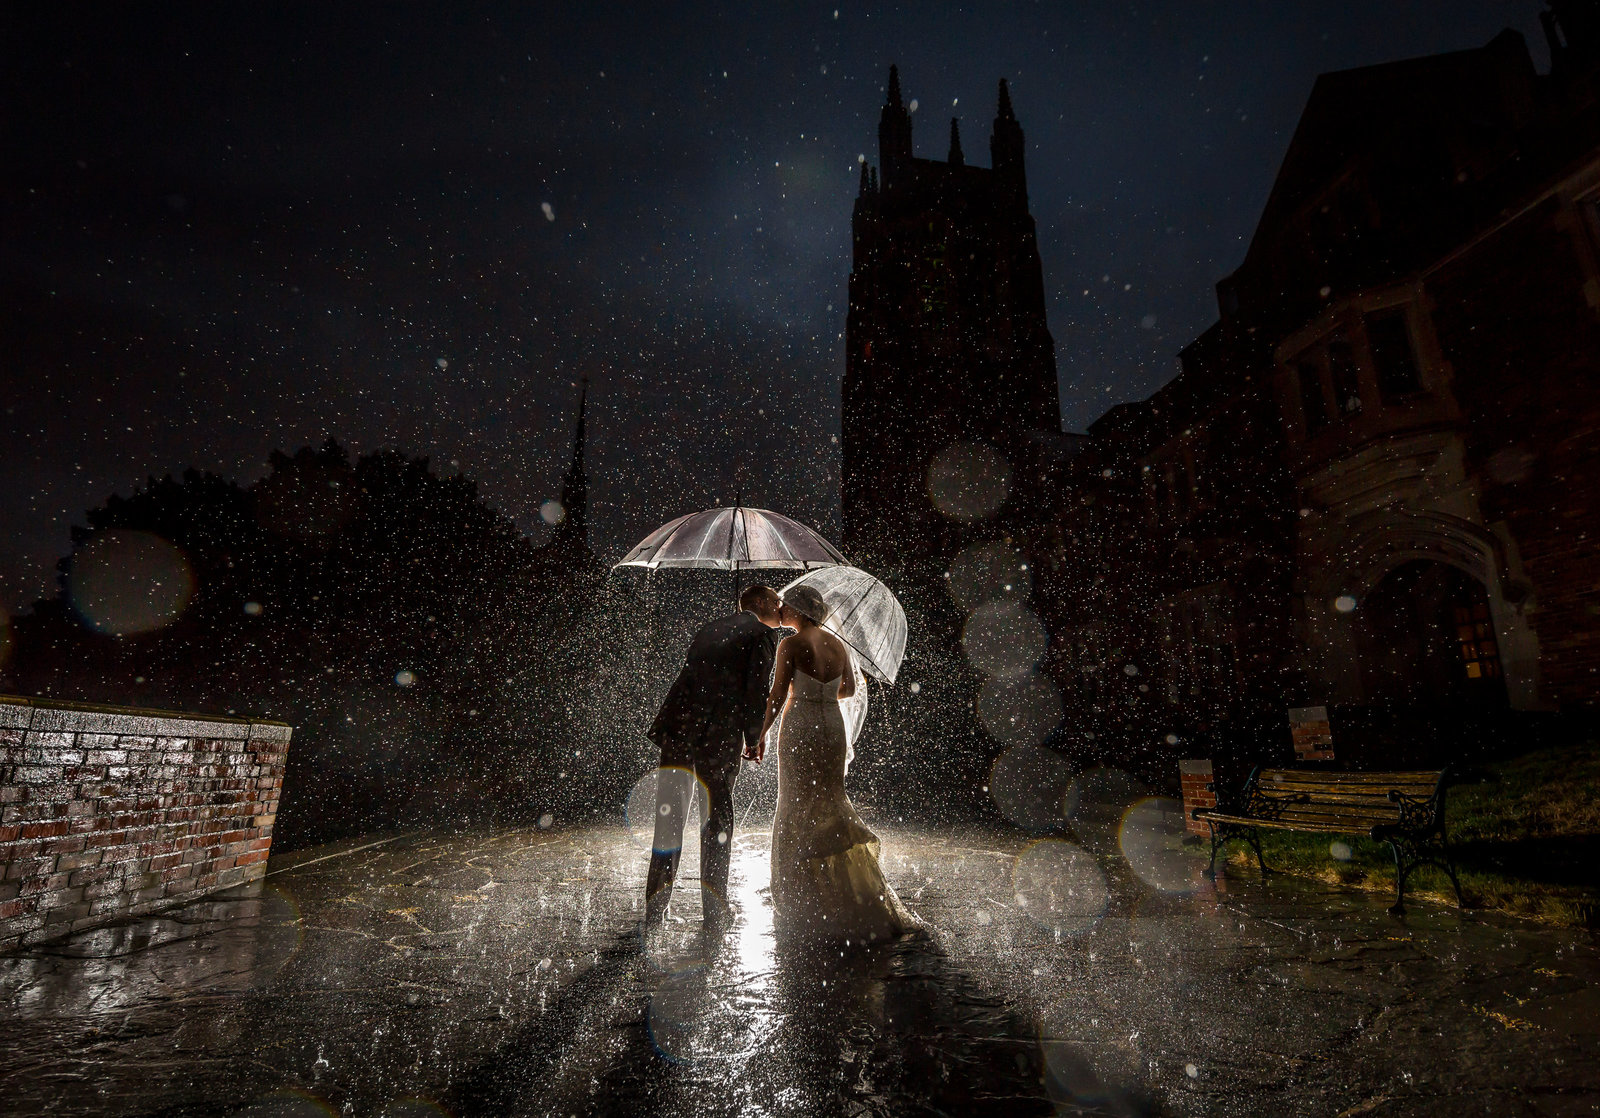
782, 585, 831, 625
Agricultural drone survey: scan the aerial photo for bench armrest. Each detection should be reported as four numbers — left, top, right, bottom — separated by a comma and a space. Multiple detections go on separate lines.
1386, 782, 1446, 834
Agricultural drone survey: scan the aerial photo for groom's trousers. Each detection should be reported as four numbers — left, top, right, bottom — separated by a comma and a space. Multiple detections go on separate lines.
644, 753, 737, 918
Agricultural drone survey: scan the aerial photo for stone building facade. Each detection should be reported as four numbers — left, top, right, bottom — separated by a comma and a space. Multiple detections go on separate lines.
1039, 10, 1600, 765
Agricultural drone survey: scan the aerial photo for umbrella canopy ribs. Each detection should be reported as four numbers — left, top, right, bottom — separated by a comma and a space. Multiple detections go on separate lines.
613, 506, 849, 572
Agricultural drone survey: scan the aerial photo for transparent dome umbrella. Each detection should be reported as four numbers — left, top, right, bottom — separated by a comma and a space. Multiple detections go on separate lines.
778, 565, 908, 685
613, 504, 848, 573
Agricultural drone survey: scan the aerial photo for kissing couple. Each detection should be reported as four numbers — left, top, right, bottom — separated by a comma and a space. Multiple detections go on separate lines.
643, 583, 921, 943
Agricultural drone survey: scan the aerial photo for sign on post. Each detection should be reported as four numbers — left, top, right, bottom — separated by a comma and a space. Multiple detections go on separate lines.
1289, 705, 1334, 761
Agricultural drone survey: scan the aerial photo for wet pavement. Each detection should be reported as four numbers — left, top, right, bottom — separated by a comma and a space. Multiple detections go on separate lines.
2, 815, 1598, 1117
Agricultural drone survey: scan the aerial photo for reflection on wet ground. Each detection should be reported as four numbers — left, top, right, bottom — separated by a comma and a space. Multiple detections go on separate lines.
2, 816, 1597, 1116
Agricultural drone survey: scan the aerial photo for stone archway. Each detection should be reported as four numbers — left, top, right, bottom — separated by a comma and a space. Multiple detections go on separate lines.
1352, 560, 1507, 708
1296, 508, 1544, 711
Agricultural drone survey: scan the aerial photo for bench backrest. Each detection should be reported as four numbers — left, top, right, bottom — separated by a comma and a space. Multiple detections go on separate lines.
1251, 768, 1446, 830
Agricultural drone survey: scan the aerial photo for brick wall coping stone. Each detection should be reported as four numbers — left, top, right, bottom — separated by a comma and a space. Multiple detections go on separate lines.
0, 694, 291, 742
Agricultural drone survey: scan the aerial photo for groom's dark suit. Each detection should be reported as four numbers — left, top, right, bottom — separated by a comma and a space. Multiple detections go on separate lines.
645, 609, 779, 918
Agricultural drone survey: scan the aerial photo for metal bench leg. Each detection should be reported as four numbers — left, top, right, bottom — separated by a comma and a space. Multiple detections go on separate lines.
1205, 822, 1222, 879
1247, 827, 1271, 875
1386, 840, 1407, 915
1440, 835, 1466, 907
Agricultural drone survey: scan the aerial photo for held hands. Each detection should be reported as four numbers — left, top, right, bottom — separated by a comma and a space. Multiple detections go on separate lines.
742, 737, 766, 764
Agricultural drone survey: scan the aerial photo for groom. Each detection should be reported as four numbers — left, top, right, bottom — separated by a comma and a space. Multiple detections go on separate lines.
644, 584, 784, 930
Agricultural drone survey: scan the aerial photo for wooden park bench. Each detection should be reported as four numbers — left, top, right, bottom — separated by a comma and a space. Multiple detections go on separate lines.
1193, 767, 1464, 913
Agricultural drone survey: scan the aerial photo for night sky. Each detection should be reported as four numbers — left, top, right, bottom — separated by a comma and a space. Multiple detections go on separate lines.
1, 1, 1541, 611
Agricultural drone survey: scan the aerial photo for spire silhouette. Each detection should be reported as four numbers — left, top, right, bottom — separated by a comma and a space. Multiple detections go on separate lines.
948, 117, 964, 166
990, 78, 1027, 204
877, 64, 914, 187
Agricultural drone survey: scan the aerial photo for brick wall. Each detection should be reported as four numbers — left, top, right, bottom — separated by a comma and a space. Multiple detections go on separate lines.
1178, 758, 1217, 838
0, 697, 291, 951
1429, 194, 1600, 710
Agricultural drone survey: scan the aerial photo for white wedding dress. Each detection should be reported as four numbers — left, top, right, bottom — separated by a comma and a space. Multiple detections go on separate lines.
770, 667, 920, 943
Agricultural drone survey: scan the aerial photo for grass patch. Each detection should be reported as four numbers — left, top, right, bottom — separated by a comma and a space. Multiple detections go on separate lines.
1211, 743, 1600, 927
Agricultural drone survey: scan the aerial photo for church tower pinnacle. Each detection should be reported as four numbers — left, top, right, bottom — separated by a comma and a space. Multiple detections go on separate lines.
990, 78, 1028, 204
878, 64, 914, 187
530, 375, 599, 579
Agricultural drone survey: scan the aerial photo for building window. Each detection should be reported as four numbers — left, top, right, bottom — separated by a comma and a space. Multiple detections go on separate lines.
1327, 339, 1363, 417
1297, 361, 1329, 435
1366, 310, 1422, 399
1455, 601, 1502, 681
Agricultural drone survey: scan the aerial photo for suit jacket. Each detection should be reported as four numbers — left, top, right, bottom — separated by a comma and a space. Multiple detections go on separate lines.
648, 610, 779, 771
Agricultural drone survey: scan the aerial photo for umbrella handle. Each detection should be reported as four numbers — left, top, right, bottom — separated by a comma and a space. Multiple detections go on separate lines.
728, 492, 743, 605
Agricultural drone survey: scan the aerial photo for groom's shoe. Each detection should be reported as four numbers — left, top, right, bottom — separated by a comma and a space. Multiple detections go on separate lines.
702, 896, 731, 938
644, 892, 670, 928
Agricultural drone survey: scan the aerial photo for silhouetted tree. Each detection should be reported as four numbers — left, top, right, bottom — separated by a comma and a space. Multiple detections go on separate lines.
3, 441, 628, 848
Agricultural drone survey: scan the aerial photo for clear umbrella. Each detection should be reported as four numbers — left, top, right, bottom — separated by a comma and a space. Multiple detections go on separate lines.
778, 565, 908, 685
613, 505, 848, 572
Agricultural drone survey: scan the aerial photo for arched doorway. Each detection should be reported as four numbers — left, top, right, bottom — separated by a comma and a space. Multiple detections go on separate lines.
1355, 560, 1507, 707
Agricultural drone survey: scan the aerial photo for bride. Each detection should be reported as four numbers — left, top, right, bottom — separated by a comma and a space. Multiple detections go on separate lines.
752, 584, 921, 943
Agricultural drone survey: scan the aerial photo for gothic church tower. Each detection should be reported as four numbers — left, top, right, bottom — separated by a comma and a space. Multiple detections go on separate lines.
842, 68, 1061, 572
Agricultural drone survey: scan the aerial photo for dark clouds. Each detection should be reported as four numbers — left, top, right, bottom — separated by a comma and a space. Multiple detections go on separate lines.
0, 2, 1539, 608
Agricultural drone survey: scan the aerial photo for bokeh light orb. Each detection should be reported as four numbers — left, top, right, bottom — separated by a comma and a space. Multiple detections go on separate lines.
68, 530, 195, 635
978, 673, 1064, 749
1333, 594, 1358, 613
948, 540, 1030, 611
988, 743, 1072, 831
647, 972, 738, 1061
1118, 797, 1201, 894
1064, 767, 1145, 824
625, 767, 710, 853
640, 886, 719, 976
234, 884, 309, 986
1064, 767, 1146, 853
1037, 1000, 1128, 1112
540, 499, 566, 525
962, 600, 1047, 677
928, 441, 1012, 523
1011, 839, 1108, 934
